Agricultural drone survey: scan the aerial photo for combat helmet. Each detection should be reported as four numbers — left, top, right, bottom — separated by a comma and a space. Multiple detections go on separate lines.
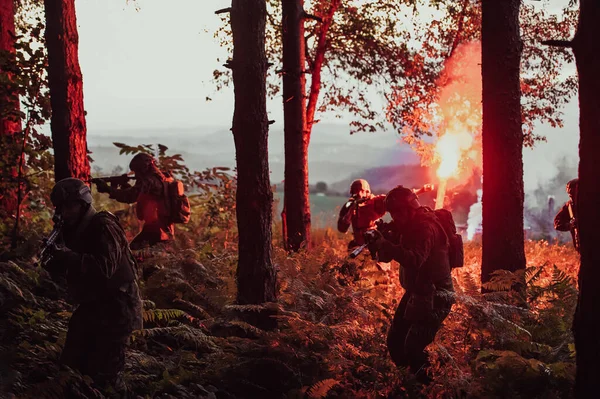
350, 179, 371, 196
129, 153, 156, 174
385, 185, 420, 212
50, 178, 93, 208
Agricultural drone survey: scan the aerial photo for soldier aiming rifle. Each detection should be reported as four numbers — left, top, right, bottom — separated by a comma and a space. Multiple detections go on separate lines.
92, 153, 191, 250
349, 183, 435, 259
40, 178, 142, 395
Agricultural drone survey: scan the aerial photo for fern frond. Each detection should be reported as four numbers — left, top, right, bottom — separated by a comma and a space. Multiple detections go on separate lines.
143, 308, 190, 324
142, 300, 156, 310
526, 266, 544, 286
225, 304, 266, 313
306, 379, 339, 398
0, 275, 24, 299
134, 325, 219, 352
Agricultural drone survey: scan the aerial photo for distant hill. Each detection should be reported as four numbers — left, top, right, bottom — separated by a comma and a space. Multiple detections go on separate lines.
87, 123, 419, 184
329, 164, 434, 195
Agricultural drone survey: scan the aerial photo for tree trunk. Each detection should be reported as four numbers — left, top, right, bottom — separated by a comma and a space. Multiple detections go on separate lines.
0, 0, 20, 217
43, 0, 89, 182
305, 0, 340, 134
281, 0, 310, 251
230, 0, 277, 306
571, 0, 600, 395
481, 0, 526, 286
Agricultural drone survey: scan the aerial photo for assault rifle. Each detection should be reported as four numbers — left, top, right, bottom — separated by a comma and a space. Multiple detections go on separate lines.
349, 229, 381, 259
348, 183, 434, 259
39, 215, 64, 268
89, 174, 135, 188
567, 201, 580, 252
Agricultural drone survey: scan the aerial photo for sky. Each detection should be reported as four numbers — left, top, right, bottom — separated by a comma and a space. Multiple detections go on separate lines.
75, 0, 270, 131
72, 0, 580, 193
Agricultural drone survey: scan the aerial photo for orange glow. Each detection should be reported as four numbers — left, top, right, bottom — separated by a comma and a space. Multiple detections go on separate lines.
435, 126, 474, 179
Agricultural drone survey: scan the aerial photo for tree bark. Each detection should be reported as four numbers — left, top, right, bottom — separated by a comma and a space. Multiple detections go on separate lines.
281, 0, 310, 251
0, 0, 20, 217
230, 0, 277, 305
481, 0, 526, 286
305, 0, 340, 135
44, 0, 89, 182
571, 1, 600, 395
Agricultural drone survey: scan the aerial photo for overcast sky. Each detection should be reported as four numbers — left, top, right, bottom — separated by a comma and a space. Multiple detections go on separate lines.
73, 0, 580, 190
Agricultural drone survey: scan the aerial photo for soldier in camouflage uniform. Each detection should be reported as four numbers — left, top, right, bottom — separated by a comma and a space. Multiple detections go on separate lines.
554, 178, 579, 252
45, 178, 143, 393
337, 179, 386, 249
366, 185, 455, 383
95, 153, 174, 250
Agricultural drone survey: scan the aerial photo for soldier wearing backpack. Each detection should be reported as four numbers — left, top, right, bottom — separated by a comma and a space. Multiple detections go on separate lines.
365, 185, 459, 383
95, 153, 190, 250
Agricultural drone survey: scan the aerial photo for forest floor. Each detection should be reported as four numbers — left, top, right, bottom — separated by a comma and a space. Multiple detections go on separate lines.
0, 200, 580, 399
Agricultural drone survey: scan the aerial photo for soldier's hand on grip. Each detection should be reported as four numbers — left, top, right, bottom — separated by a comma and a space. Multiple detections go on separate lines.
95, 179, 111, 193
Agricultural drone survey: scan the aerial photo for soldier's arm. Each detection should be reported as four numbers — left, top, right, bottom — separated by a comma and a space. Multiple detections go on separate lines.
109, 180, 141, 204
337, 200, 354, 233
554, 203, 571, 232
377, 222, 434, 269
56, 220, 126, 296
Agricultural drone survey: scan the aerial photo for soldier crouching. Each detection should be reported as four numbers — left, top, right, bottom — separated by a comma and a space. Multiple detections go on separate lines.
366, 185, 455, 384
44, 178, 143, 394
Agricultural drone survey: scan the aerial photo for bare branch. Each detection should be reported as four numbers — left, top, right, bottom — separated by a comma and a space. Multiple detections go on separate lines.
268, 120, 276, 125
302, 11, 323, 23
215, 7, 232, 15
542, 39, 573, 48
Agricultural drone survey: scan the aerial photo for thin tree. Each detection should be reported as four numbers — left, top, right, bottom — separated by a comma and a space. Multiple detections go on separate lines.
480, 0, 526, 286
0, 0, 20, 217
229, 0, 278, 306
281, 0, 310, 251
544, 1, 600, 395
43, 0, 89, 181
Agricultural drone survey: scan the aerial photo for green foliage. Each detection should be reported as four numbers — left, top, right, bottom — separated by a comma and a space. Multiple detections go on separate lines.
0, 169, 581, 399
0, 6, 53, 251
214, 1, 577, 144
142, 308, 191, 324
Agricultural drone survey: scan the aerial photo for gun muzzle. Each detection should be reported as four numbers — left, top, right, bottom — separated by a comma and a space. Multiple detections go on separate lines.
349, 243, 368, 258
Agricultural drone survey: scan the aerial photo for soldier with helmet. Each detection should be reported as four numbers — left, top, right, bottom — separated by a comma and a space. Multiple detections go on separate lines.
95, 153, 174, 250
337, 179, 386, 249
554, 178, 580, 252
43, 177, 143, 394
366, 185, 455, 383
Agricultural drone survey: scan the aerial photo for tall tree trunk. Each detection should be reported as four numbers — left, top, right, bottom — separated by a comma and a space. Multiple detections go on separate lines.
481, 0, 526, 286
305, 0, 340, 134
43, 0, 89, 182
0, 0, 20, 217
230, 0, 277, 306
281, 0, 310, 251
571, 0, 600, 395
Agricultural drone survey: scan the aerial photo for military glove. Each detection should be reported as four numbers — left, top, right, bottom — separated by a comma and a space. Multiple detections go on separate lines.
95, 179, 111, 193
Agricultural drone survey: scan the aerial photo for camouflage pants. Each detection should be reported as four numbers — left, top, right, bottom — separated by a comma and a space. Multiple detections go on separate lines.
387, 290, 454, 375
61, 307, 130, 390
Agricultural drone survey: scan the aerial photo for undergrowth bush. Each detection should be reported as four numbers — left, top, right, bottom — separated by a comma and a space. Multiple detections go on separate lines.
0, 169, 581, 398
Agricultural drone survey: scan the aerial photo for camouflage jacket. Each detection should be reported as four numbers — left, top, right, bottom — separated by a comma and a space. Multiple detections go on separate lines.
377, 207, 453, 295
48, 209, 143, 333
337, 194, 386, 245
109, 173, 174, 239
